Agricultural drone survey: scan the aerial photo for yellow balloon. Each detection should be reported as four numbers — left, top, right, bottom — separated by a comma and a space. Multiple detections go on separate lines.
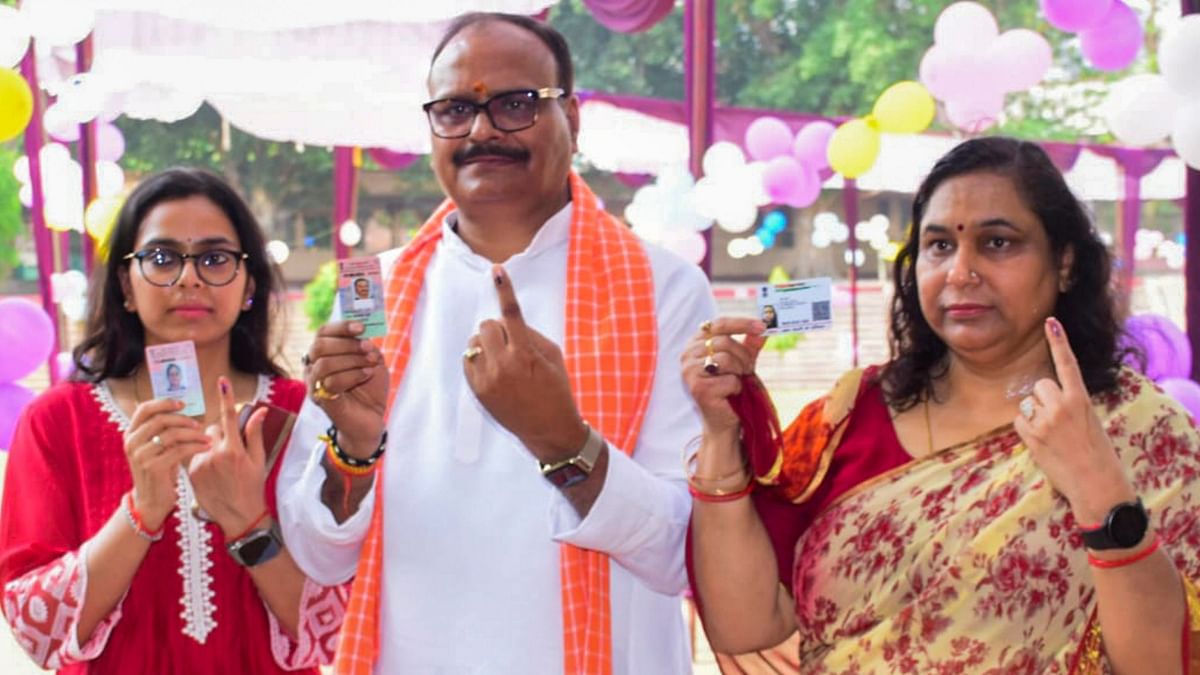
85, 196, 122, 246
827, 118, 881, 179
872, 81, 936, 134
0, 67, 33, 143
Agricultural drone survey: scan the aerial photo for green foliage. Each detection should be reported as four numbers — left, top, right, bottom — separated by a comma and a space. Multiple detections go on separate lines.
0, 145, 23, 275
302, 260, 338, 331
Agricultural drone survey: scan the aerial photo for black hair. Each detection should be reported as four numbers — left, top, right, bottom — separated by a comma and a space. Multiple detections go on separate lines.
430, 12, 575, 95
73, 167, 287, 382
883, 136, 1125, 410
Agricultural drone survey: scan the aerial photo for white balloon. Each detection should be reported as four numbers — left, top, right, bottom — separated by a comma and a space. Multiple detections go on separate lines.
0, 6, 31, 68
689, 176, 725, 219
726, 238, 748, 260
23, 0, 95, 47
811, 229, 833, 249
702, 142, 746, 181
830, 221, 850, 244
813, 211, 840, 231
1105, 74, 1181, 147
60, 296, 87, 322
50, 74, 105, 124
339, 220, 363, 247
39, 143, 71, 167
660, 231, 707, 266
12, 155, 29, 185
18, 184, 32, 207
97, 161, 125, 197
266, 240, 291, 265
1171, 100, 1200, 170
714, 200, 758, 234
1159, 15, 1200, 99
744, 237, 765, 256
735, 161, 772, 208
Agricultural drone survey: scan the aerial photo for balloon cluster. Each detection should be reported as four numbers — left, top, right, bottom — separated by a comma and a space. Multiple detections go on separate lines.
51, 269, 88, 323
1103, 16, 1200, 170
743, 117, 828, 209
919, 2, 1052, 133
624, 167, 711, 265
1122, 314, 1200, 422
690, 142, 769, 235
13, 143, 126, 235
1133, 229, 1185, 270
1041, 0, 1143, 72
726, 210, 788, 259
0, 299, 56, 450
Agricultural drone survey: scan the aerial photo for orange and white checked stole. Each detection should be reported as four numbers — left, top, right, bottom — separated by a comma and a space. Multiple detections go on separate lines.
335, 172, 658, 675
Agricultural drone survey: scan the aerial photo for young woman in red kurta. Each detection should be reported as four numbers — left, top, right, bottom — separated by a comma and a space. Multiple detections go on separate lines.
0, 168, 345, 673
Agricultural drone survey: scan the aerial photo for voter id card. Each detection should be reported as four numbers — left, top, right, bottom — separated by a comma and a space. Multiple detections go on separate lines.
757, 277, 833, 335
145, 340, 206, 417
333, 256, 386, 338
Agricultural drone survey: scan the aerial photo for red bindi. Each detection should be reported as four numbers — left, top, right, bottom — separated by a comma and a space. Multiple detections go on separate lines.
956, 224, 965, 232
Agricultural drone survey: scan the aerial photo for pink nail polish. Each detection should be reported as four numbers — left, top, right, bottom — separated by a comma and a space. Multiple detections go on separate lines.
1048, 318, 1062, 337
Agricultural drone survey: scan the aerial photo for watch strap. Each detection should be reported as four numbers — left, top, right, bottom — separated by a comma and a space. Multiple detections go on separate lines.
539, 423, 605, 488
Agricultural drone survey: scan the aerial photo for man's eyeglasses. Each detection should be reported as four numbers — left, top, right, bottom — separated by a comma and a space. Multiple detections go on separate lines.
123, 247, 249, 287
422, 87, 566, 139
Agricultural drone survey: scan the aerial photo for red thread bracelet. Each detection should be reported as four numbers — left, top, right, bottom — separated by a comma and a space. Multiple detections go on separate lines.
1088, 534, 1161, 569
124, 492, 164, 541
689, 480, 755, 503
228, 508, 271, 542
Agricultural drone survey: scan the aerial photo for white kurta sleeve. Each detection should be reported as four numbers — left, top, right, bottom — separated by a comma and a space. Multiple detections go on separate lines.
549, 246, 715, 596
276, 397, 376, 586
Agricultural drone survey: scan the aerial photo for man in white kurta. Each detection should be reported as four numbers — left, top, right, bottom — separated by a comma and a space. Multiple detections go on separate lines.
276, 12, 715, 675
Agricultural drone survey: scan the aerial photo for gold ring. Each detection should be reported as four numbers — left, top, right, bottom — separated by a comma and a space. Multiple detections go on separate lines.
190, 500, 212, 522
463, 346, 483, 361
703, 354, 719, 375
313, 378, 340, 401
705, 337, 715, 358
700, 320, 713, 335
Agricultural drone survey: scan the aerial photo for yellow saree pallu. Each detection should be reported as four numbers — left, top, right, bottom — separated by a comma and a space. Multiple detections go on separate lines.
721, 368, 1200, 674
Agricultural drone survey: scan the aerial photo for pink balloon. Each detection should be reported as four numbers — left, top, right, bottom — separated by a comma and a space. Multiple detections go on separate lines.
792, 121, 835, 169
0, 383, 35, 450
97, 122, 125, 162
920, 46, 991, 102
0, 299, 55, 383
934, 2, 999, 53
986, 29, 1053, 92
744, 117, 794, 162
762, 156, 818, 208
1041, 0, 1114, 32
1080, 1, 1143, 71
945, 90, 1005, 132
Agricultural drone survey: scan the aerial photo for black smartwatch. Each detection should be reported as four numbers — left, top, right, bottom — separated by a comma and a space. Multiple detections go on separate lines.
227, 523, 284, 567
1080, 498, 1149, 551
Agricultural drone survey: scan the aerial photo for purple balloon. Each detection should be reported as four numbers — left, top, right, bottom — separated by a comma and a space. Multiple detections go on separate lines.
986, 29, 1053, 93
1080, 1, 1143, 71
945, 89, 1005, 132
920, 45, 992, 102
0, 382, 34, 450
97, 123, 126, 162
792, 121, 835, 170
762, 156, 819, 208
745, 117, 794, 162
1159, 378, 1200, 422
1041, 0, 1114, 32
0, 299, 54, 383
1122, 314, 1192, 382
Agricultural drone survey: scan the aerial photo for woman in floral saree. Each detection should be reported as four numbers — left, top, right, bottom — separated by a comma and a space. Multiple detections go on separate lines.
685, 137, 1200, 674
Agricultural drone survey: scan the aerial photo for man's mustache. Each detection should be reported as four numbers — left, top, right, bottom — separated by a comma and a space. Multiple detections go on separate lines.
453, 144, 530, 165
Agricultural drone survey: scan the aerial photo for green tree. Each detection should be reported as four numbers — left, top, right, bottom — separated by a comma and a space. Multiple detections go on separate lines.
0, 145, 23, 275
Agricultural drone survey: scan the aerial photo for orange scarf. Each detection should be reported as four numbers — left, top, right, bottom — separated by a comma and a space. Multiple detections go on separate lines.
335, 172, 658, 674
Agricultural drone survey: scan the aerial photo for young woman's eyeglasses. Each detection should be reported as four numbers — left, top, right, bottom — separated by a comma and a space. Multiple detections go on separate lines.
123, 247, 249, 287
422, 87, 566, 139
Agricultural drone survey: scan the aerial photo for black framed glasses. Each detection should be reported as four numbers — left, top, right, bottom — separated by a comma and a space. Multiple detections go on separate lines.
123, 247, 249, 287
422, 87, 566, 139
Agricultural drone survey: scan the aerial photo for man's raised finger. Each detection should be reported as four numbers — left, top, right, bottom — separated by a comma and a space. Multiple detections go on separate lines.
492, 265, 529, 346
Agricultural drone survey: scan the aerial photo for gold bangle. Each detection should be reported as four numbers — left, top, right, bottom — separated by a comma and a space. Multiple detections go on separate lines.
682, 436, 751, 491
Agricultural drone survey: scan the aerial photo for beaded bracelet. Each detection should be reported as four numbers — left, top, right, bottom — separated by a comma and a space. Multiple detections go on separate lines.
123, 492, 164, 542
322, 426, 387, 477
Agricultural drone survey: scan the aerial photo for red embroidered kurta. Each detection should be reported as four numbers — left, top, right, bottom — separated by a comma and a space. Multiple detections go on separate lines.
0, 377, 346, 674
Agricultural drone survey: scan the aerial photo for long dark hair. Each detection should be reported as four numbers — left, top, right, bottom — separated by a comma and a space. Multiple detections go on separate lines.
882, 136, 1124, 411
73, 167, 287, 382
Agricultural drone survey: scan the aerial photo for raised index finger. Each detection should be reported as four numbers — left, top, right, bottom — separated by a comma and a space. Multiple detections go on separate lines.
492, 265, 529, 346
1045, 317, 1085, 398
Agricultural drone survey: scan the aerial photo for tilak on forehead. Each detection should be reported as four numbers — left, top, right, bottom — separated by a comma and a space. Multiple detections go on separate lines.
472, 81, 488, 97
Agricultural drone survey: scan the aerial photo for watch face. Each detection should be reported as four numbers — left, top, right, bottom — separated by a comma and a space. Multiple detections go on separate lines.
1109, 502, 1150, 548
232, 530, 282, 567
546, 464, 588, 489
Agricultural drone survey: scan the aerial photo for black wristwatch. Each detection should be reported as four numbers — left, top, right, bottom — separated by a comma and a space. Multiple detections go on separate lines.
1080, 498, 1149, 550
226, 523, 284, 567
